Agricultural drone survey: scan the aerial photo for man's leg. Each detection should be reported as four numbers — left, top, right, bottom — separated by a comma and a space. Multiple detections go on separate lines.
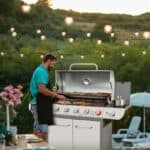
30, 104, 48, 141
30, 104, 40, 133
38, 124, 48, 141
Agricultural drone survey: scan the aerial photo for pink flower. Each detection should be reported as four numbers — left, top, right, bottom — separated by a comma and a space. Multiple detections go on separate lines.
4, 85, 14, 92
0, 91, 8, 97
14, 88, 20, 93
7, 89, 14, 94
14, 99, 21, 106
1, 97, 9, 101
0, 84, 23, 107
17, 85, 23, 90
8, 101, 14, 106
8, 93, 16, 100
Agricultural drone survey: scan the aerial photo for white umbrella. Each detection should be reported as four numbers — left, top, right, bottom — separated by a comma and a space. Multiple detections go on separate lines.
130, 92, 150, 133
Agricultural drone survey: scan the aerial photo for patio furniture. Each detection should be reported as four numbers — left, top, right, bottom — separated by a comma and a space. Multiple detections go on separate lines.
112, 116, 141, 144
6, 134, 56, 150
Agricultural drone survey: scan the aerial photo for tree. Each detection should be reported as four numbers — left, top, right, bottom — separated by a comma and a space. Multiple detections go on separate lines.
0, 0, 15, 16
36, 0, 51, 8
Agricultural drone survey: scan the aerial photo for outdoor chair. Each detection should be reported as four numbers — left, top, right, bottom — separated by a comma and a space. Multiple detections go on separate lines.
112, 116, 141, 144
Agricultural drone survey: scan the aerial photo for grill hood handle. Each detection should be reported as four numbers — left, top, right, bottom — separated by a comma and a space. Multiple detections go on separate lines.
69, 63, 98, 70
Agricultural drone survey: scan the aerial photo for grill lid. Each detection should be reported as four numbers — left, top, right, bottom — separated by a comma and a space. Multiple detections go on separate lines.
55, 63, 115, 99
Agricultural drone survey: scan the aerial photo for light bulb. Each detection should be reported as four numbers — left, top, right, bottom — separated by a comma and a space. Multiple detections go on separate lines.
36, 29, 41, 34
68, 38, 74, 43
104, 25, 112, 34
40, 55, 44, 59
97, 40, 102, 45
60, 55, 64, 59
12, 32, 17, 37
110, 32, 115, 37
10, 27, 15, 32
143, 31, 150, 39
86, 32, 91, 38
101, 54, 105, 58
61, 32, 66, 37
0, 52, 4, 56
81, 55, 84, 59
124, 40, 129, 46
20, 53, 24, 58
65, 16, 74, 25
41, 35, 46, 40
142, 51, 146, 55
122, 53, 125, 57
21, 5, 31, 13
134, 32, 139, 37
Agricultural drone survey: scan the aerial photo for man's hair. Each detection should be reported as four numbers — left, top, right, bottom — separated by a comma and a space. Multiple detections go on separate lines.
43, 54, 57, 63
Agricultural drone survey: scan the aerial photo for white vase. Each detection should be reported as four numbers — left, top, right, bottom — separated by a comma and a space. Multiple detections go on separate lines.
6, 104, 10, 131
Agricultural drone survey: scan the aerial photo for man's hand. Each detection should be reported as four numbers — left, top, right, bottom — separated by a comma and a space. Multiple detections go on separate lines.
38, 84, 66, 100
56, 94, 66, 100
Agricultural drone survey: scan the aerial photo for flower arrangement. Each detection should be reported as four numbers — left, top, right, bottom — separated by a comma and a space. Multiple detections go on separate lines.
0, 85, 23, 131
0, 85, 23, 107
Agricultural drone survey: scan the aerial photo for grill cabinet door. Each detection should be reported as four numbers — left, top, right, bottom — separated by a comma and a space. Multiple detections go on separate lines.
48, 118, 73, 150
73, 120, 100, 150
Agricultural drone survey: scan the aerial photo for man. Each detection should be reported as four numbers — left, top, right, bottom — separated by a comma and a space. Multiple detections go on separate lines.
30, 54, 65, 140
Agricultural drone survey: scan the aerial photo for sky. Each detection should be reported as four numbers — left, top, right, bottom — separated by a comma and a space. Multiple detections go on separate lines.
52, 0, 150, 16
22, 0, 150, 16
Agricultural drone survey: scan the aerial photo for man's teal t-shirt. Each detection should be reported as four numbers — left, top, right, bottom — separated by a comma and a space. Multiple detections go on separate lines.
30, 64, 49, 104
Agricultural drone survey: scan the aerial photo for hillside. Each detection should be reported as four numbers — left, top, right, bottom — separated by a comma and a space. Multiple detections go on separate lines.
1, 0, 150, 40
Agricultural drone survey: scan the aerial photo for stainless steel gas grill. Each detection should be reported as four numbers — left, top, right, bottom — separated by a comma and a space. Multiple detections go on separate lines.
48, 63, 131, 150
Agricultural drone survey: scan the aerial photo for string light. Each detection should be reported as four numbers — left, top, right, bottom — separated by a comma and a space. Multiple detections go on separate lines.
122, 53, 126, 57
65, 16, 74, 25
10, 27, 15, 32
40, 55, 44, 59
124, 40, 129, 46
143, 31, 150, 39
134, 32, 139, 37
60, 55, 64, 59
142, 51, 146, 55
86, 32, 91, 38
0, 52, 4, 56
12, 32, 17, 37
36, 29, 41, 34
21, 4, 31, 13
40, 35, 46, 40
20, 53, 24, 58
97, 40, 102, 45
61, 32, 66, 37
110, 32, 115, 37
68, 38, 74, 43
81, 55, 84, 59
104, 25, 112, 34
101, 54, 105, 58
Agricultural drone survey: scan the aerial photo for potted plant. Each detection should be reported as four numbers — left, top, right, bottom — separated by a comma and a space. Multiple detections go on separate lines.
0, 85, 23, 145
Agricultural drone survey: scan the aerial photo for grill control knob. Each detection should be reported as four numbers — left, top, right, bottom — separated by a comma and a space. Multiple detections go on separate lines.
106, 112, 115, 117
54, 107, 60, 112
95, 111, 101, 116
73, 108, 79, 113
64, 108, 70, 112
84, 109, 89, 114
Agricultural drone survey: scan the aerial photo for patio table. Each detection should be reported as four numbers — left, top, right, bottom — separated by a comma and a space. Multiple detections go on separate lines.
6, 134, 56, 150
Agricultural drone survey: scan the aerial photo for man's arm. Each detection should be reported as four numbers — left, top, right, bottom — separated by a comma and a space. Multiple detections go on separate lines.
38, 84, 65, 100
